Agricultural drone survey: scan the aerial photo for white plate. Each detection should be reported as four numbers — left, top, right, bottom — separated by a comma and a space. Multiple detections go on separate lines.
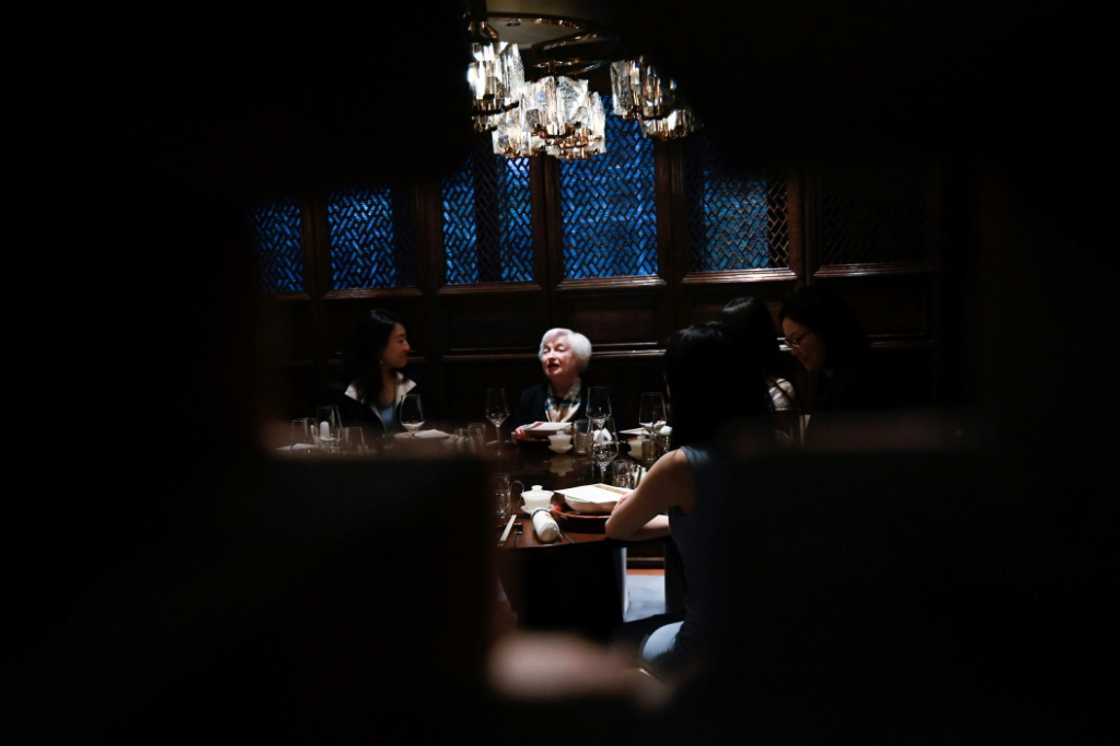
619, 426, 672, 437
522, 422, 573, 434
556, 483, 627, 513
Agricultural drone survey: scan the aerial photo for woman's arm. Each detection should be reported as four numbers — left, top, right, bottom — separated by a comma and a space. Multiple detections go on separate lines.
605, 449, 694, 540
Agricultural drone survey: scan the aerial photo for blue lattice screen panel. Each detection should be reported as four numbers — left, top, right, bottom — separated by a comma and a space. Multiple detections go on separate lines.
252, 200, 305, 294
559, 101, 658, 279
327, 188, 417, 290
684, 135, 789, 272
442, 142, 534, 285
820, 167, 926, 266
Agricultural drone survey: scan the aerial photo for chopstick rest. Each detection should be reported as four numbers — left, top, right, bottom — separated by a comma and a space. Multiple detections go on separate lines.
531, 508, 561, 543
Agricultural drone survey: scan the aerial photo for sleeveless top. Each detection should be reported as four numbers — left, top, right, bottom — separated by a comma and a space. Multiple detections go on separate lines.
669, 444, 722, 658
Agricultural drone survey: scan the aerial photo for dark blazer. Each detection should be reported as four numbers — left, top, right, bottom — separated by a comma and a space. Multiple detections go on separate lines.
324, 375, 422, 435
512, 380, 595, 430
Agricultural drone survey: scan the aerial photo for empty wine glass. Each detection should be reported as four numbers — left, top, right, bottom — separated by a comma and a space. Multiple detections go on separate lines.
587, 386, 612, 428
399, 394, 424, 435
313, 405, 342, 451
485, 388, 509, 454
591, 415, 619, 483
638, 391, 667, 461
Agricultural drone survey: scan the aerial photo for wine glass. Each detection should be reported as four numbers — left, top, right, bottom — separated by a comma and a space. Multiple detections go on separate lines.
587, 386, 612, 428
485, 388, 509, 454
289, 417, 315, 454
638, 391, 667, 457
314, 405, 342, 451
591, 415, 619, 484
399, 394, 424, 435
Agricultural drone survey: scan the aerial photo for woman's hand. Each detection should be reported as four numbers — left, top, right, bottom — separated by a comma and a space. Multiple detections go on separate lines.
609, 490, 634, 512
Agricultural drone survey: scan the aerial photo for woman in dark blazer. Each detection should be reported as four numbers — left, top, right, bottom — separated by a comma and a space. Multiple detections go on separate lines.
331, 309, 421, 435
511, 327, 595, 434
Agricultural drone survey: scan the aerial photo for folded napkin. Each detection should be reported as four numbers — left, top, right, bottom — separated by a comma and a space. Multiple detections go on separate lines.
394, 429, 450, 440
531, 509, 561, 543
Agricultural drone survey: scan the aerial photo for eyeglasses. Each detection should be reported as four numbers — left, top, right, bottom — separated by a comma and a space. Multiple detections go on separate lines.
785, 329, 814, 350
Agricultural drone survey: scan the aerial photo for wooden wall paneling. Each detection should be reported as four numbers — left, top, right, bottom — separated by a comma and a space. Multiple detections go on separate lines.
530, 156, 553, 307
441, 354, 546, 424
680, 276, 796, 329
801, 170, 821, 283
440, 287, 549, 353
307, 195, 336, 397
813, 275, 931, 339
541, 155, 565, 298
417, 179, 447, 416
654, 139, 680, 342
786, 169, 806, 280
553, 284, 666, 349
584, 351, 668, 429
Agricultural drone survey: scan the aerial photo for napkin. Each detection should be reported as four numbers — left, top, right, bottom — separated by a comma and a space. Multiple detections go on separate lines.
531, 509, 561, 543
277, 443, 315, 452
395, 429, 451, 440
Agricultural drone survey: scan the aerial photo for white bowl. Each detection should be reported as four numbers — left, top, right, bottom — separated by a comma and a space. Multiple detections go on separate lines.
548, 441, 573, 454
520, 486, 554, 513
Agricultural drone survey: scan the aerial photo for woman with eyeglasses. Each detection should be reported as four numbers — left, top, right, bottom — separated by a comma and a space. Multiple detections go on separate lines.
721, 296, 798, 410
779, 287, 870, 418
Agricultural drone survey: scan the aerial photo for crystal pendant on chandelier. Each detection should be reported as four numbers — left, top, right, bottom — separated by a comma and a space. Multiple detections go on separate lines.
467, 34, 525, 133
494, 75, 605, 160
609, 57, 700, 141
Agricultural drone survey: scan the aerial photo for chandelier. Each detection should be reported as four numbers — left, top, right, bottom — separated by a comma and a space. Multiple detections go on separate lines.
466, 20, 525, 133
610, 57, 700, 141
464, 5, 616, 160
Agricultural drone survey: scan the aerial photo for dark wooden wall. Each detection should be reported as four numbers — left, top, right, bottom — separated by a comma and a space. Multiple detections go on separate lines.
258, 144, 954, 431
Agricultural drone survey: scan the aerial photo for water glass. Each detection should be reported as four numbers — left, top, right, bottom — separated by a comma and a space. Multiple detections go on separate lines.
468, 422, 488, 454
289, 417, 316, 453
611, 460, 640, 489
338, 426, 367, 454
492, 473, 525, 524
572, 419, 591, 455
313, 406, 342, 451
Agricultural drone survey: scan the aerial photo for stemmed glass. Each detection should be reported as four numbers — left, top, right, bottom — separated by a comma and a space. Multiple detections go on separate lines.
591, 415, 619, 484
485, 388, 509, 455
587, 386, 612, 428
638, 391, 667, 452
399, 394, 424, 436
314, 405, 342, 451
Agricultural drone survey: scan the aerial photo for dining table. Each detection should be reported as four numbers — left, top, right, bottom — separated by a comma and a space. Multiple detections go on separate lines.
490, 435, 669, 642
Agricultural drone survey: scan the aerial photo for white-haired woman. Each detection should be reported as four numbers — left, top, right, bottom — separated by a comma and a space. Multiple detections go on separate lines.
512, 328, 594, 434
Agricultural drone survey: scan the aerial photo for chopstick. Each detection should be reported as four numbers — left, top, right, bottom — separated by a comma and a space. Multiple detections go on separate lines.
498, 514, 518, 545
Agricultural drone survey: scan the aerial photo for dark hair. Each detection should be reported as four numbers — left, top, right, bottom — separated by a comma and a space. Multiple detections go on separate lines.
721, 296, 781, 377
779, 287, 867, 369
665, 322, 770, 448
344, 309, 403, 404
